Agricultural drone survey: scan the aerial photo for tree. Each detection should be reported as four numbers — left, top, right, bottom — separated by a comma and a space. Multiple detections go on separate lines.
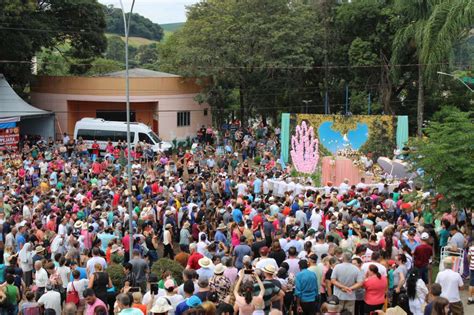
0, 0, 107, 88
392, 0, 474, 137
159, 0, 319, 125
105, 36, 126, 62
135, 43, 159, 66
104, 5, 164, 41
409, 107, 474, 208
85, 58, 124, 76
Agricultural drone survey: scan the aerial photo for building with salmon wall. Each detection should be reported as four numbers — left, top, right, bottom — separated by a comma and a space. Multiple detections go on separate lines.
30, 68, 211, 141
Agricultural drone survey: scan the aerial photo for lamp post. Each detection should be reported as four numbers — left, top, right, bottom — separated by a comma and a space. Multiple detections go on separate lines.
302, 100, 312, 114
437, 71, 474, 93
119, 0, 135, 256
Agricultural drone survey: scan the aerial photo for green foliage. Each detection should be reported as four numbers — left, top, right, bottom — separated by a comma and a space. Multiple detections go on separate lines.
85, 58, 124, 76
106, 36, 126, 62
107, 263, 125, 292
290, 169, 321, 186
151, 259, 184, 285
104, 5, 163, 41
409, 108, 474, 208
360, 119, 396, 161
160, 23, 184, 33
0, 0, 106, 88
159, 0, 320, 124
135, 43, 159, 65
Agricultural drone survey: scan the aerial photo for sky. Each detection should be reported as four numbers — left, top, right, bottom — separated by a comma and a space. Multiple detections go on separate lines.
99, 0, 200, 24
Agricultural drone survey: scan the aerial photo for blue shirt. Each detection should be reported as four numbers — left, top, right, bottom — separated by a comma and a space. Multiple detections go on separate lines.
295, 268, 318, 302
214, 230, 227, 245
69, 267, 87, 281
232, 208, 243, 224
175, 300, 190, 315
253, 178, 262, 194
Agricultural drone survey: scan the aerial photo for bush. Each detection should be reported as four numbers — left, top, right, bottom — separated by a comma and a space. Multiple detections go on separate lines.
151, 258, 184, 285
107, 263, 125, 292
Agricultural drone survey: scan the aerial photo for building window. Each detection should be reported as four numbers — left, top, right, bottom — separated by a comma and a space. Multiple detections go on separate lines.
177, 111, 190, 127
203, 108, 208, 116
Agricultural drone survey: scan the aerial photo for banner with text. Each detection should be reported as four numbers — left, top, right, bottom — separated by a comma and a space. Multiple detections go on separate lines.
0, 117, 20, 151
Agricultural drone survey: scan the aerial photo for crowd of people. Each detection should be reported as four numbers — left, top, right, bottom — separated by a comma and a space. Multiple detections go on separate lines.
0, 124, 471, 315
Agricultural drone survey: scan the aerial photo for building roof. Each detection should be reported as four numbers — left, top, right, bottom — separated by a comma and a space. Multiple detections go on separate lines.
101, 68, 181, 78
0, 74, 51, 118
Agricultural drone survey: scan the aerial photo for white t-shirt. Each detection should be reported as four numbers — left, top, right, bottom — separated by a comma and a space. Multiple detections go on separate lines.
160, 294, 185, 315
38, 290, 62, 315
283, 258, 300, 275
312, 243, 329, 263
86, 256, 107, 275
35, 268, 49, 288
67, 279, 89, 299
361, 262, 387, 277
435, 269, 463, 303
236, 183, 247, 196
57, 266, 71, 289
310, 210, 322, 230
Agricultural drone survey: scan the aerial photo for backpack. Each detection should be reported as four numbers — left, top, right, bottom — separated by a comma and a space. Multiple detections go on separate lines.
65, 282, 80, 305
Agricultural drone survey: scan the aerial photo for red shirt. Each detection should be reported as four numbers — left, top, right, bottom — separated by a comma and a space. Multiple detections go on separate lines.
92, 143, 100, 155
363, 275, 387, 305
252, 214, 263, 230
187, 252, 203, 270
122, 234, 130, 253
92, 162, 102, 175
414, 243, 433, 268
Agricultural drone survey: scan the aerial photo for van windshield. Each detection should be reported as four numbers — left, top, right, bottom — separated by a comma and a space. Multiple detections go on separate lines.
148, 132, 161, 144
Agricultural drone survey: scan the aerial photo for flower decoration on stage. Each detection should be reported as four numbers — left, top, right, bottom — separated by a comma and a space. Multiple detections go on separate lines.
290, 121, 319, 174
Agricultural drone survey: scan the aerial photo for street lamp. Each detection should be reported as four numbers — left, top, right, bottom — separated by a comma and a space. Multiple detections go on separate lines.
119, 0, 135, 256
302, 100, 312, 114
437, 71, 474, 93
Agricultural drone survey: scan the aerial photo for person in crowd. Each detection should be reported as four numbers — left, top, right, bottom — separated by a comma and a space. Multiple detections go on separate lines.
406, 269, 428, 315
435, 257, 464, 315
0, 130, 469, 315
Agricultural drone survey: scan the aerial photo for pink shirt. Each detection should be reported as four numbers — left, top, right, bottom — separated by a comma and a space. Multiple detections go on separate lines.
363, 275, 387, 305
85, 297, 107, 315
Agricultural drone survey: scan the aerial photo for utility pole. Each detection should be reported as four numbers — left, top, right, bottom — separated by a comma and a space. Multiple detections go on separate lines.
302, 100, 312, 114
119, 0, 136, 256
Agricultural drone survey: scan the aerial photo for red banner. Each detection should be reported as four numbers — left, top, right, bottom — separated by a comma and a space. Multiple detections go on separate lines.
0, 127, 20, 151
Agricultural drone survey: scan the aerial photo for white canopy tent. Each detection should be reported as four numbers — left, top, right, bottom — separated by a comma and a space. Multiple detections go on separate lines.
0, 74, 54, 139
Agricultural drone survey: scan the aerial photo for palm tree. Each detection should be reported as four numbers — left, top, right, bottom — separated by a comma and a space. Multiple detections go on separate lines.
391, 0, 473, 137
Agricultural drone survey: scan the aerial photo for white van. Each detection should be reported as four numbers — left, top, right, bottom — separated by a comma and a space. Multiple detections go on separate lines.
73, 118, 172, 153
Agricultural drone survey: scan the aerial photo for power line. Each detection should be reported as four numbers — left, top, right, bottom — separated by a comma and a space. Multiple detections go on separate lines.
0, 58, 471, 70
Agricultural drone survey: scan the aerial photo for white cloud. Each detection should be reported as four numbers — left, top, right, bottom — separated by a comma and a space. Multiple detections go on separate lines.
99, 0, 200, 24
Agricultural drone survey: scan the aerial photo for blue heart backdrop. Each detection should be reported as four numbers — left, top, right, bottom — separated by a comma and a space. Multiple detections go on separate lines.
319, 121, 369, 154
290, 114, 397, 157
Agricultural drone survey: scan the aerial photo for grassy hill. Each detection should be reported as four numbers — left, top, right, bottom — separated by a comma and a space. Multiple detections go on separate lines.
161, 22, 184, 32
161, 22, 184, 39
104, 23, 183, 46
105, 33, 156, 47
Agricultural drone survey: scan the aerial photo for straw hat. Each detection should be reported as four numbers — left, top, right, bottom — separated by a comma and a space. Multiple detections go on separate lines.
214, 263, 226, 275
74, 220, 83, 229
35, 246, 45, 254
110, 244, 121, 253
217, 223, 226, 230
183, 221, 190, 229
198, 257, 213, 269
262, 264, 276, 275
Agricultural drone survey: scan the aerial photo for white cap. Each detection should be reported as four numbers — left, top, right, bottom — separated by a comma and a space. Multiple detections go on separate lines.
421, 232, 430, 240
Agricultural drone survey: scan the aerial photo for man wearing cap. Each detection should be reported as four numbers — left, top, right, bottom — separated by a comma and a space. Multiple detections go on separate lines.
295, 260, 319, 315
413, 232, 433, 284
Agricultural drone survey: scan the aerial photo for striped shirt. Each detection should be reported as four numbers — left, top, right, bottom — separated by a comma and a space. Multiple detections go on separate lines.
469, 246, 474, 270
